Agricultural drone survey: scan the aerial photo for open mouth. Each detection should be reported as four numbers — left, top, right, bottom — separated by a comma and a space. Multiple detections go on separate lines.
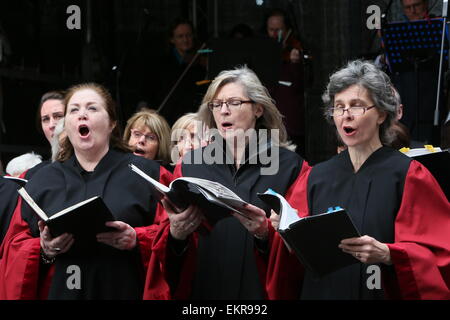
222, 122, 233, 129
343, 126, 356, 135
78, 125, 90, 137
134, 148, 145, 156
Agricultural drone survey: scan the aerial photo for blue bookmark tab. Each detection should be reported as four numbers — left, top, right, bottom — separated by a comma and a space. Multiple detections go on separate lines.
197, 49, 213, 54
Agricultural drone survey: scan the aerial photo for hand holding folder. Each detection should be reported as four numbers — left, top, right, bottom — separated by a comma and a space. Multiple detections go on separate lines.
258, 189, 361, 277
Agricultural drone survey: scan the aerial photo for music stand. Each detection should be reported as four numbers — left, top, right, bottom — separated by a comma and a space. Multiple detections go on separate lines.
208, 38, 282, 88
381, 18, 449, 74
381, 18, 449, 142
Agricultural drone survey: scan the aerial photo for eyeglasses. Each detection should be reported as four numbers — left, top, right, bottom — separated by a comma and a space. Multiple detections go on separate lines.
207, 99, 254, 111
130, 129, 158, 143
328, 105, 376, 117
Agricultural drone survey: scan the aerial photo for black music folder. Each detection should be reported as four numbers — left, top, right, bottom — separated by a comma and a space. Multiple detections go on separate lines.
258, 189, 361, 277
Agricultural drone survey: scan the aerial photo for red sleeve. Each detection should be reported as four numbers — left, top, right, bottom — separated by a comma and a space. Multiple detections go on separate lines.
159, 166, 174, 186
265, 161, 312, 299
0, 197, 53, 300
19, 171, 28, 180
172, 161, 183, 179
135, 165, 175, 271
384, 160, 450, 299
142, 161, 199, 299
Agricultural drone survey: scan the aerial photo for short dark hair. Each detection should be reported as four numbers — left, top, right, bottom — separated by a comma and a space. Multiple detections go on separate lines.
264, 8, 293, 30
35, 91, 65, 134
168, 17, 194, 39
401, 0, 428, 6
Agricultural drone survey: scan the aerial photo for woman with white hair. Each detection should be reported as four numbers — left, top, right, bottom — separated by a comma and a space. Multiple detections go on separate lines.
5, 152, 42, 177
144, 66, 310, 300
267, 60, 450, 299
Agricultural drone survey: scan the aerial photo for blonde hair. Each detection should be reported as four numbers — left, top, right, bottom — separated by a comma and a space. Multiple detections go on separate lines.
197, 66, 295, 150
171, 113, 200, 145
123, 108, 172, 164
57, 83, 131, 162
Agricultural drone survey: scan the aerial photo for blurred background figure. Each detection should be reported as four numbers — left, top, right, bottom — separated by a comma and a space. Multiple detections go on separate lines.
156, 18, 207, 126
263, 8, 306, 157
265, 8, 302, 63
401, 0, 430, 21
228, 23, 255, 39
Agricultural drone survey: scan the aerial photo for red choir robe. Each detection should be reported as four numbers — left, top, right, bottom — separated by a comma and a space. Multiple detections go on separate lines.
143, 139, 310, 299
0, 150, 171, 299
266, 147, 450, 299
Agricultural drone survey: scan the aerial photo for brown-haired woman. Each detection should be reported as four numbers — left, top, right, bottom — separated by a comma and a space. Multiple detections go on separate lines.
0, 83, 168, 299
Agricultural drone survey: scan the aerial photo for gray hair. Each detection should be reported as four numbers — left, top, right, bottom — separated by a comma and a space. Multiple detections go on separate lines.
322, 60, 398, 145
197, 66, 295, 150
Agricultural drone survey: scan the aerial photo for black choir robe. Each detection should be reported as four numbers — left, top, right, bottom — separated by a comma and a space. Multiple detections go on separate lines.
0, 149, 170, 299
0, 177, 20, 245
143, 138, 310, 299
266, 147, 450, 299
24, 160, 50, 180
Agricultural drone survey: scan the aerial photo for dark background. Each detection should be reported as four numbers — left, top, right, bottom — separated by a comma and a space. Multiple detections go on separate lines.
0, 0, 445, 167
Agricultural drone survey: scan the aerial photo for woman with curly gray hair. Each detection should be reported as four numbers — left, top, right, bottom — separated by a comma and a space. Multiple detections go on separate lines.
322, 59, 398, 150
267, 60, 450, 300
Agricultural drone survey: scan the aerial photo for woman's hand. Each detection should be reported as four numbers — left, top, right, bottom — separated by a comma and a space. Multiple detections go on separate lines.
96, 221, 137, 250
339, 235, 392, 265
39, 220, 74, 258
162, 198, 204, 240
233, 203, 268, 240
269, 209, 280, 230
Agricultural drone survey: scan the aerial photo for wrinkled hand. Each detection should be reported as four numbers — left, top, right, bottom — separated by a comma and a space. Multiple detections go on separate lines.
339, 235, 392, 265
39, 220, 74, 258
233, 203, 268, 240
162, 198, 204, 240
96, 221, 137, 250
290, 48, 300, 63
